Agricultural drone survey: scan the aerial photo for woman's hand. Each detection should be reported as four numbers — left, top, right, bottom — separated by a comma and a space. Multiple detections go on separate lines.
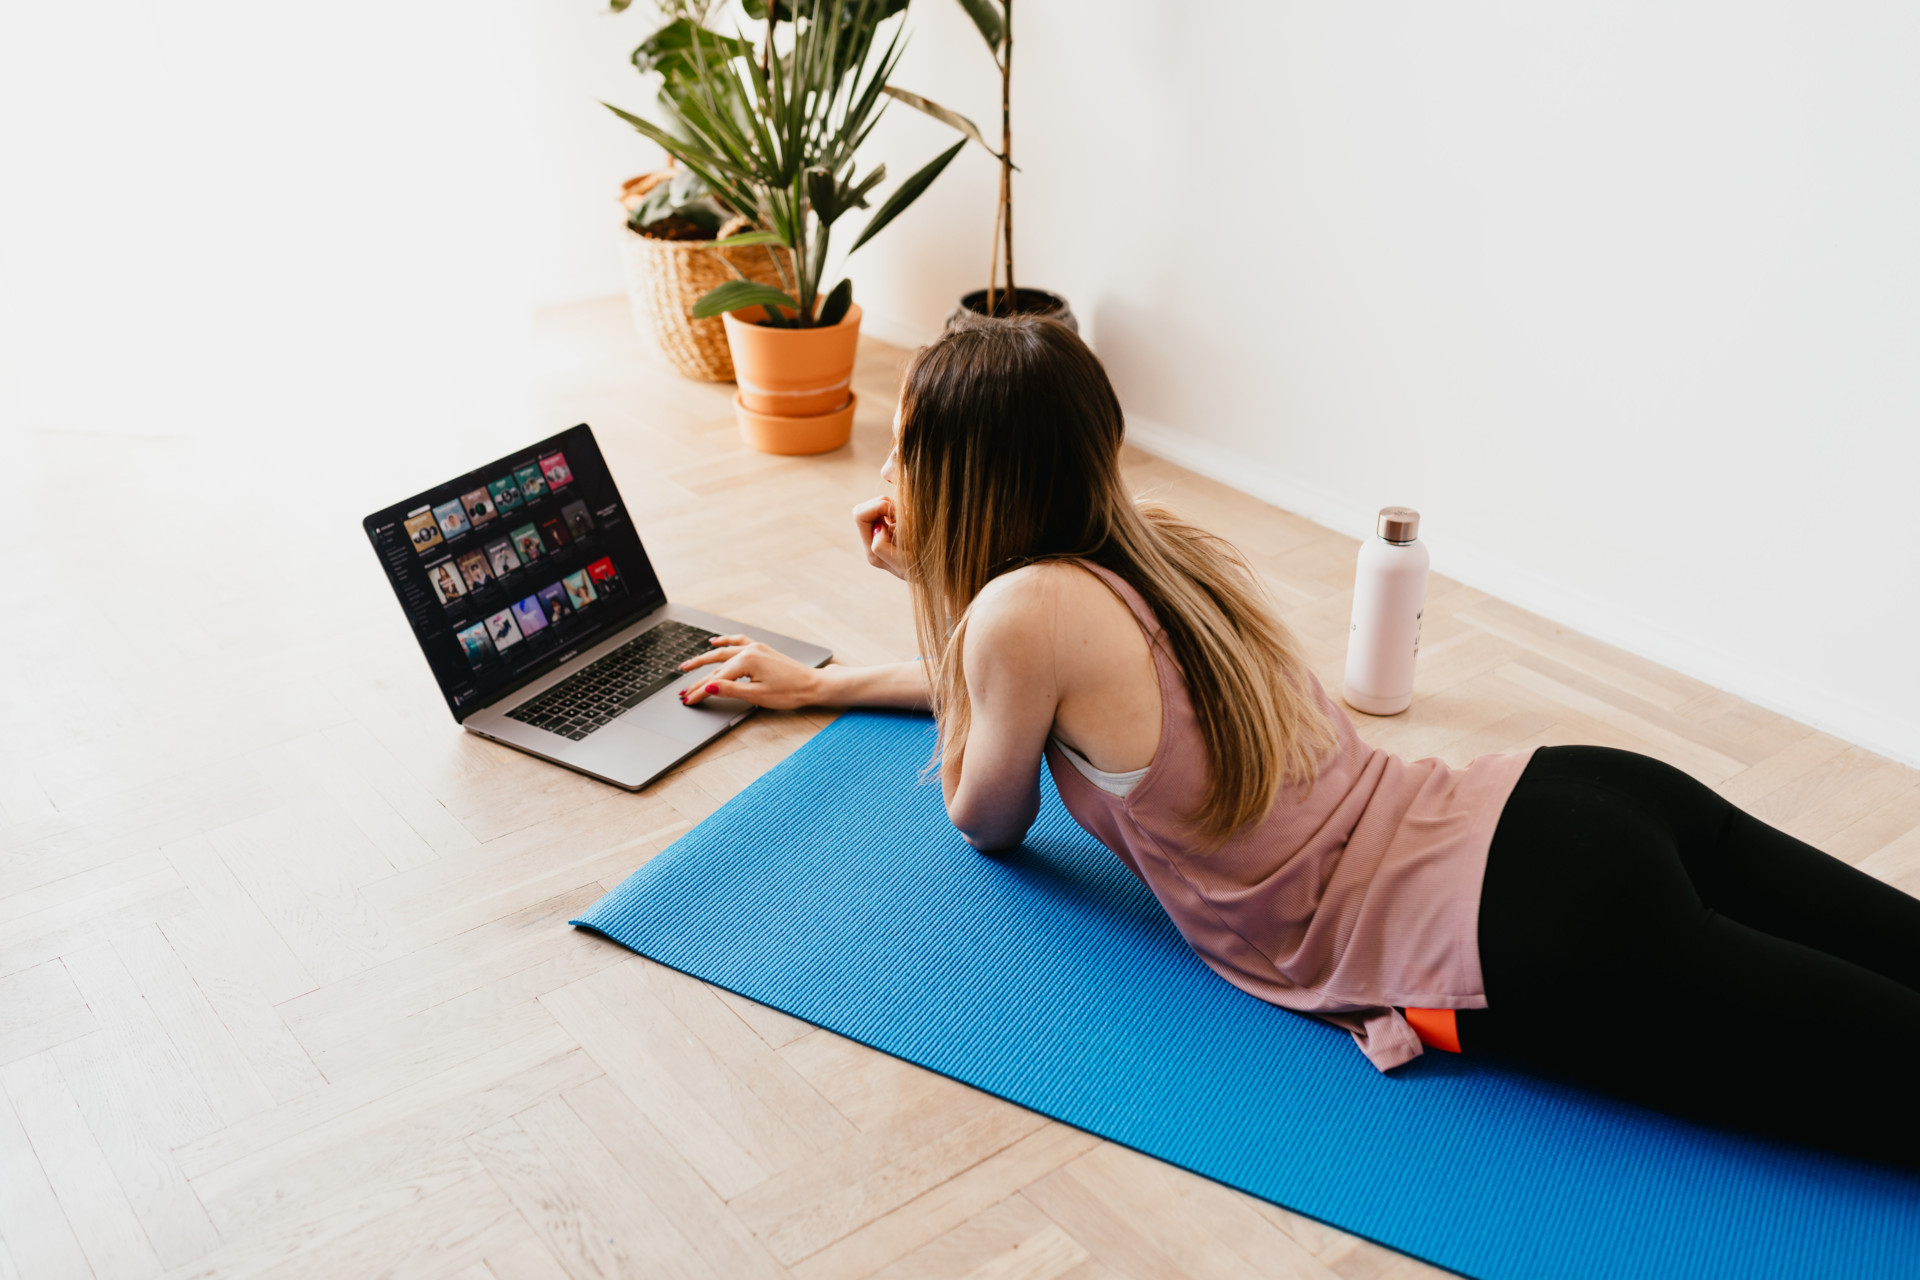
679, 636, 826, 709
853, 496, 909, 580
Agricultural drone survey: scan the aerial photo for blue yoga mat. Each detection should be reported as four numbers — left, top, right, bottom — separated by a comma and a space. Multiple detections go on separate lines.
574, 710, 1920, 1280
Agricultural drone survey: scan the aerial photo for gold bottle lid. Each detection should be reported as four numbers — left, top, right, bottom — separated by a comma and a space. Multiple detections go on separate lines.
1377, 506, 1420, 543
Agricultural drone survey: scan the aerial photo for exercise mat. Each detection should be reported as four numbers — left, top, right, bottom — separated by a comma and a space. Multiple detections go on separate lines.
574, 710, 1920, 1280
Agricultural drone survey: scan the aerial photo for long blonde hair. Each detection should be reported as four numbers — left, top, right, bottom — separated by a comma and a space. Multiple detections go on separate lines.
896, 314, 1339, 844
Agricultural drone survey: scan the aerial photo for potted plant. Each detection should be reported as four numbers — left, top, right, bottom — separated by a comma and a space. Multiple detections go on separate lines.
886, 0, 1075, 328
613, 1, 790, 382
607, 0, 967, 454
619, 164, 790, 381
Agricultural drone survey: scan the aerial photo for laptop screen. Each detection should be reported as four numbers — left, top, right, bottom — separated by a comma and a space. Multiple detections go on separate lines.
363, 423, 666, 719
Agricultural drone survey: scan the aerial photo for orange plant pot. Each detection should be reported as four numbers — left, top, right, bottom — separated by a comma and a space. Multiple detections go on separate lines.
733, 392, 857, 456
722, 303, 862, 419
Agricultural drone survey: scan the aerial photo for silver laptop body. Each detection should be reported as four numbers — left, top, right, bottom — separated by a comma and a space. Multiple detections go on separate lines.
364, 423, 831, 792
462, 599, 829, 790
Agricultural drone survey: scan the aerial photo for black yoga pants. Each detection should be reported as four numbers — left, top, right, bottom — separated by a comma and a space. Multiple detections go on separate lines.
1454, 744, 1920, 1170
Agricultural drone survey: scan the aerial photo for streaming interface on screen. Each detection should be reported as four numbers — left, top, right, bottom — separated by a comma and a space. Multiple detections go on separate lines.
363, 425, 666, 718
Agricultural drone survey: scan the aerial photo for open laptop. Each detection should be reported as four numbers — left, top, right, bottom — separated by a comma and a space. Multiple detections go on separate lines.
363, 422, 832, 790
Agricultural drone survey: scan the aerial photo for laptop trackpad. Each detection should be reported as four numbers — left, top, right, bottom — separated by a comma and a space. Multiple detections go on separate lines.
625, 690, 747, 744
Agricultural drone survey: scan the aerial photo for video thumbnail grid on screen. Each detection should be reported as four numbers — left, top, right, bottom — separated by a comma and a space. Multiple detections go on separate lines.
400, 450, 625, 671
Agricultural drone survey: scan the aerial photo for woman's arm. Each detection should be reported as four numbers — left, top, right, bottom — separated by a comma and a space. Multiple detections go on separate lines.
679, 640, 931, 711
940, 571, 1059, 851
817, 660, 934, 710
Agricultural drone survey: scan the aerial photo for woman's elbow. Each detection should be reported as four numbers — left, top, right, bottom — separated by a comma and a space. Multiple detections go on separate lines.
948, 800, 1036, 852
960, 824, 1026, 853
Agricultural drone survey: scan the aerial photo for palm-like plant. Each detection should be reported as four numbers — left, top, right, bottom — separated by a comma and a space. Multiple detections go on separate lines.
607, 0, 966, 329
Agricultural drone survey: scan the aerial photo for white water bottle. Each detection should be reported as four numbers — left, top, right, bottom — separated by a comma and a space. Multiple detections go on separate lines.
1343, 506, 1428, 715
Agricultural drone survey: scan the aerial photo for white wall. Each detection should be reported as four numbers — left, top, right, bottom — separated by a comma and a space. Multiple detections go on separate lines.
842, 1, 1920, 768
6, 1, 1915, 766
0, 0, 663, 450
528, 1, 676, 305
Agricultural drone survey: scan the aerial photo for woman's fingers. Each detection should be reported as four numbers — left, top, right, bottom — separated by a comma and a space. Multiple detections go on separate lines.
858, 497, 905, 577
679, 642, 821, 710
681, 654, 750, 704
689, 676, 760, 706
852, 495, 895, 550
865, 517, 909, 580
681, 651, 778, 706
680, 635, 754, 672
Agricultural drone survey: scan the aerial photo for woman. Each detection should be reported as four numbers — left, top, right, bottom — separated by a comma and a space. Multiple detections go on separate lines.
677, 315, 1920, 1169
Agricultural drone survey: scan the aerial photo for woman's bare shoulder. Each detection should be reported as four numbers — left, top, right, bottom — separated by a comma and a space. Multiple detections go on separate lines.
972, 560, 1113, 622
970, 561, 1141, 655
968, 563, 1062, 639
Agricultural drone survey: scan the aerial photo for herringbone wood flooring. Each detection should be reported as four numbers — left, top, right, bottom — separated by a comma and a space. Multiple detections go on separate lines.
4, 296, 1917, 1279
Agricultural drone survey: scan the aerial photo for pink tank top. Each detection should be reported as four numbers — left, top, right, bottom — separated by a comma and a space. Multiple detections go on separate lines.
1044, 562, 1538, 1072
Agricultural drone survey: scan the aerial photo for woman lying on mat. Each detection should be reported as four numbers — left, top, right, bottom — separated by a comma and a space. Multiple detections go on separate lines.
677, 314, 1920, 1171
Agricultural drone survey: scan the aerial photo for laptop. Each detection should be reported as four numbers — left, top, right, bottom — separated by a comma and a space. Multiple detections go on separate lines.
363, 423, 832, 790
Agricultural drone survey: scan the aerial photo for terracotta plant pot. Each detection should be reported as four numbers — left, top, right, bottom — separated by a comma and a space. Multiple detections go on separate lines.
734, 392, 860, 456
721, 303, 862, 455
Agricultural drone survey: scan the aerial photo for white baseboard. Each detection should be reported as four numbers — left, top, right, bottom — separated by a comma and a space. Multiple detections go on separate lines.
1123, 415, 1920, 772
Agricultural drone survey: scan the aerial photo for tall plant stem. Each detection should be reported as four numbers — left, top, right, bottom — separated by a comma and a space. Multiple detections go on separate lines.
1000, 0, 1014, 305
986, 155, 1005, 317
763, 244, 794, 297
792, 184, 814, 324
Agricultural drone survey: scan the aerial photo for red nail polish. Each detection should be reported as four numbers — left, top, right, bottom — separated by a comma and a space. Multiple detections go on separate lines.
706, 684, 720, 695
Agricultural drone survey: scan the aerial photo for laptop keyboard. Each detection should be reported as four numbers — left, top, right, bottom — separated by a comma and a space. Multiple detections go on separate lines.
506, 620, 720, 740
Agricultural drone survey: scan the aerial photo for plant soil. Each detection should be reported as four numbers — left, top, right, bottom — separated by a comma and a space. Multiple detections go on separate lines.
955, 287, 1077, 333
637, 214, 718, 242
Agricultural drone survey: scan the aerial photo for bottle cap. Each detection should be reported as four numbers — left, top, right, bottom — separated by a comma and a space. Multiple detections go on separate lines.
1377, 506, 1420, 543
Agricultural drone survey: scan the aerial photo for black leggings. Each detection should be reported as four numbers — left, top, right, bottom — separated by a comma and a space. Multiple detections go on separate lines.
1456, 744, 1920, 1170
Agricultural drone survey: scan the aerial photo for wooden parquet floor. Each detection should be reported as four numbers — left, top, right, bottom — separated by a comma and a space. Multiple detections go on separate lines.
4, 296, 1918, 1280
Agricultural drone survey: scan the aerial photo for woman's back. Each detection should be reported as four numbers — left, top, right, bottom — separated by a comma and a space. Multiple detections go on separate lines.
979, 559, 1163, 777
1017, 559, 1539, 1073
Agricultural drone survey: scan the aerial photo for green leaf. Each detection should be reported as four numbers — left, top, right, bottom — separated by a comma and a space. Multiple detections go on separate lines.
625, 182, 721, 235
953, 0, 1003, 51
631, 19, 751, 84
618, 0, 917, 325
691, 280, 800, 319
603, 101, 760, 222
825, 21, 905, 170
628, 167, 732, 235
801, 162, 883, 228
824, 0, 904, 99
880, 86, 1001, 159
846, 137, 966, 254
844, 164, 886, 209
667, 166, 706, 204
817, 277, 854, 327
806, 167, 842, 226
628, 183, 673, 228
608, 0, 632, 12
711, 229, 784, 248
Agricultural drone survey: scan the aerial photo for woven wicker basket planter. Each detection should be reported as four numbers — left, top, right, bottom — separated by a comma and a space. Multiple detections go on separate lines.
620, 173, 791, 383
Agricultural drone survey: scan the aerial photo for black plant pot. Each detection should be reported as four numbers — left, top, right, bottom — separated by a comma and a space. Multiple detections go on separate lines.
949, 287, 1078, 334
